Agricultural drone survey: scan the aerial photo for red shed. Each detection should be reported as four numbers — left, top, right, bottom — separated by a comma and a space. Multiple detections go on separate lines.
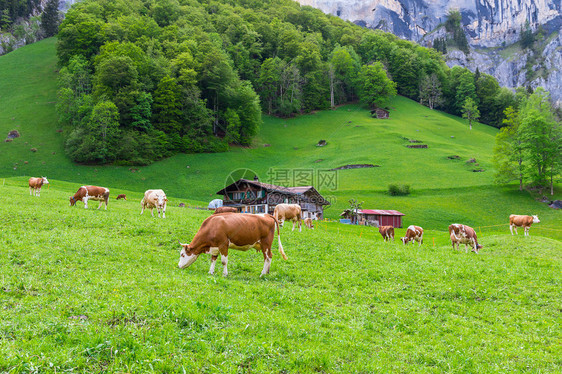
358, 209, 404, 228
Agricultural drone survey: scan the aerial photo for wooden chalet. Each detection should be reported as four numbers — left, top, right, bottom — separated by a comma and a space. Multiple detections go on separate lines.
215, 177, 330, 219
340, 209, 404, 228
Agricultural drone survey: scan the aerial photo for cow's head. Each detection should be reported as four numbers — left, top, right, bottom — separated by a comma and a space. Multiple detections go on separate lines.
532, 215, 540, 223
400, 236, 409, 245
41, 177, 49, 184
69, 196, 77, 206
178, 240, 199, 269
156, 194, 167, 207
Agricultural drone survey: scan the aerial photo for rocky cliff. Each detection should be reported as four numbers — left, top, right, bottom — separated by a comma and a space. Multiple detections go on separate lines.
297, 0, 562, 105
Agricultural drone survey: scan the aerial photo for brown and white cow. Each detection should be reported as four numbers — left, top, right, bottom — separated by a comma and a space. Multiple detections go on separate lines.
178, 213, 287, 277
449, 224, 482, 253
304, 218, 314, 229
379, 226, 394, 242
28, 177, 49, 196
69, 186, 110, 210
401, 225, 423, 246
141, 189, 168, 218
274, 203, 302, 232
116, 194, 127, 200
214, 206, 238, 214
509, 215, 540, 236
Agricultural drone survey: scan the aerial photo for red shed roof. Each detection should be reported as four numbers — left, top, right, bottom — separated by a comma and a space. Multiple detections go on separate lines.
359, 209, 405, 216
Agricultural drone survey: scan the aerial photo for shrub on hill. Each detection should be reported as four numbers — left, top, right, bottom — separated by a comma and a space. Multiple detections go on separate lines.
388, 184, 411, 196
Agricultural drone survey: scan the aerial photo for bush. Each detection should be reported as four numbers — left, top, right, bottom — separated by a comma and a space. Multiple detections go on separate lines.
388, 184, 411, 196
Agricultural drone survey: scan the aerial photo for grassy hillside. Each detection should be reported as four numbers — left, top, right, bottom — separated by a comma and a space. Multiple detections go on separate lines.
1, 39, 560, 240
0, 182, 560, 372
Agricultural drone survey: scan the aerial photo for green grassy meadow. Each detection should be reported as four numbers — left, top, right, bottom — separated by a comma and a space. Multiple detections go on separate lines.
1, 36, 562, 373
1, 39, 560, 240
0, 181, 561, 373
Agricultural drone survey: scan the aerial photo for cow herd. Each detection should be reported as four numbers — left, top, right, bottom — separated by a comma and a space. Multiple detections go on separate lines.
27, 177, 542, 276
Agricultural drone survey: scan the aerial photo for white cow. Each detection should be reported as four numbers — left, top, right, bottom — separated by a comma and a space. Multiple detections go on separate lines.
141, 189, 168, 218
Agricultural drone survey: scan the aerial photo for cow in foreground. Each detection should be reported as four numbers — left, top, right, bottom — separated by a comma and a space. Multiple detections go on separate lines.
274, 203, 302, 232
214, 206, 238, 214
70, 186, 110, 210
116, 194, 127, 200
449, 224, 482, 253
401, 225, 423, 246
509, 215, 540, 236
379, 226, 394, 242
141, 189, 168, 218
178, 213, 287, 277
304, 218, 314, 229
28, 177, 49, 196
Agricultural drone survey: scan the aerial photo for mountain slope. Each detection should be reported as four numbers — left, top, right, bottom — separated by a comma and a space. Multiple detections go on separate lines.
1, 39, 560, 237
296, 0, 562, 105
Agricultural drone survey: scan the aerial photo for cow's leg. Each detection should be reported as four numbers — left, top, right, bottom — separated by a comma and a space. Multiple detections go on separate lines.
83, 197, 88, 209
260, 248, 273, 277
209, 255, 218, 275
525, 227, 529, 236
509, 224, 514, 235
162, 203, 166, 219
299, 218, 302, 232
37, 187, 41, 197
97, 200, 103, 210
29, 187, 32, 196
221, 254, 229, 277
513, 226, 518, 235
157, 207, 161, 218
292, 220, 295, 232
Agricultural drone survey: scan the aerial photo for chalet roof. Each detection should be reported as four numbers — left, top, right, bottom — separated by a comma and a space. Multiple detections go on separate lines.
216, 178, 297, 196
359, 209, 404, 216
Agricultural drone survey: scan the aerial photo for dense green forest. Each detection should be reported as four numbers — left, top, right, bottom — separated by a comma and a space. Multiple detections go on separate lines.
56, 0, 517, 165
0, 0, 41, 30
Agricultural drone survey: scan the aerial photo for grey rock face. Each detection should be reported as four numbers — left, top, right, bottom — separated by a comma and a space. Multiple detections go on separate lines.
297, 0, 562, 104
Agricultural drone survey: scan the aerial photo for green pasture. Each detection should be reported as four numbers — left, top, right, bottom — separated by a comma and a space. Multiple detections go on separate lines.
1, 39, 560, 239
0, 182, 560, 373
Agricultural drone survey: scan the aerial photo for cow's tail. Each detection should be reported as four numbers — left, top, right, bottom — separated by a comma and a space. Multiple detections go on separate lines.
272, 215, 288, 260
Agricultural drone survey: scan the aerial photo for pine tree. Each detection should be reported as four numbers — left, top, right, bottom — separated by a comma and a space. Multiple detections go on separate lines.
41, 0, 60, 37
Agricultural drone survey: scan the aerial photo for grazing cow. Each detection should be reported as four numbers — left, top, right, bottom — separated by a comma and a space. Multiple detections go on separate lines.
141, 189, 168, 218
178, 213, 287, 277
304, 218, 314, 229
116, 194, 127, 200
28, 177, 49, 196
449, 224, 482, 253
214, 206, 238, 214
401, 225, 423, 246
69, 186, 110, 210
509, 215, 540, 236
274, 203, 302, 232
379, 226, 394, 242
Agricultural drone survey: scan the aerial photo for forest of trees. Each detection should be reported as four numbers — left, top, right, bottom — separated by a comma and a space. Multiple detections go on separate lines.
55, 0, 522, 165
0, 0, 41, 30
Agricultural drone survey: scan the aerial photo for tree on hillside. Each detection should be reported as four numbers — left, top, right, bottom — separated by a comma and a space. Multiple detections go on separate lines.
461, 97, 480, 130
419, 73, 443, 109
518, 88, 561, 194
455, 70, 477, 113
492, 107, 525, 190
344, 199, 363, 225
359, 62, 397, 108
41, 0, 60, 37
